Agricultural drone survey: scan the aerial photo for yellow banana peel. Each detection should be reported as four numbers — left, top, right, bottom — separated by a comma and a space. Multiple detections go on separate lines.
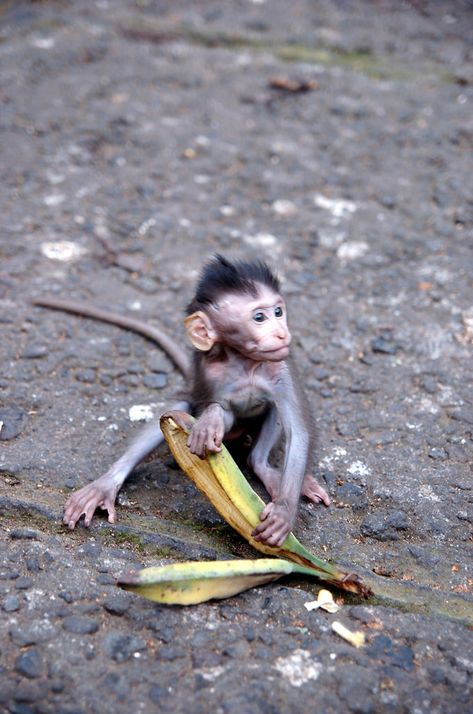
159, 411, 370, 597
118, 558, 317, 605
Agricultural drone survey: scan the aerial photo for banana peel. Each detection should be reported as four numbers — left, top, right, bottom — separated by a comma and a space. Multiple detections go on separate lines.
118, 558, 319, 605
158, 411, 370, 597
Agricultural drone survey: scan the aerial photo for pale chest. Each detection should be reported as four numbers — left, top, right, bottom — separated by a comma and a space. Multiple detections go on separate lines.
205, 359, 285, 417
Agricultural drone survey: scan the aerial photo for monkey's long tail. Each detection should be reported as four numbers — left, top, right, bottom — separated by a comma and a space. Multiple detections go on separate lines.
33, 298, 191, 379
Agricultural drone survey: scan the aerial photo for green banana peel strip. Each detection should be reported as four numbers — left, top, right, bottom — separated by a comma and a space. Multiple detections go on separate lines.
118, 558, 316, 605
160, 411, 370, 597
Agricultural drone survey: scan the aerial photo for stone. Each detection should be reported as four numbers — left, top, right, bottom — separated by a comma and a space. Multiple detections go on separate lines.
10, 681, 49, 704
428, 447, 448, 461
337, 664, 376, 714
26, 556, 41, 573
336, 483, 368, 510
312, 367, 330, 381
10, 620, 58, 646
360, 510, 408, 540
3, 595, 21, 612
0, 407, 26, 441
9, 529, 40, 540
0, 568, 20, 580
102, 633, 147, 662
157, 645, 186, 661
102, 593, 130, 616
408, 545, 440, 568
15, 649, 44, 679
58, 590, 74, 603
75, 368, 96, 383
143, 372, 167, 389
20, 344, 49, 359
62, 616, 100, 635
371, 335, 399, 355
15, 576, 34, 590
149, 685, 170, 705
449, 407, 473, 425
147, 352, 172, 373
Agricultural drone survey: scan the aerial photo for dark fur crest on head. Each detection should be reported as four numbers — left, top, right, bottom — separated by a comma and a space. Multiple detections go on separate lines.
186, 254, 280, 314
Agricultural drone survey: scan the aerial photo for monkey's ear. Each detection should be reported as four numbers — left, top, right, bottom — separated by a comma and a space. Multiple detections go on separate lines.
184, 311, 216, 351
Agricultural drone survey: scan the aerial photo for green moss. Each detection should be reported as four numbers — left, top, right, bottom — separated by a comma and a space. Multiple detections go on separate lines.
101, 529, 147, 552
153, 546, 181, 559
2, 509, 64, 536
119, 18, 457, 83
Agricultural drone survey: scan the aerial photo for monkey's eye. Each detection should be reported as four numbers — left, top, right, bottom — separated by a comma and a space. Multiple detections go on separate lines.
253, 311, 265, 323
274, 306, 284, 318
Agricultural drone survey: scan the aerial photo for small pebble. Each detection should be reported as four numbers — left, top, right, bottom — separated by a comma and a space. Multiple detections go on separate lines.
15, 649, 44, 679
0, 568, 20, 580
75, 368, 96, 384
10, 529, 40, 540
10, 620, 58, 645
143, 373, 167, 389
0, 407, 26, 440
102, 633, 147, 662
20, 344, 49, 359
102, 594, 130, 616
58, 591, 74, 603
3, 595, 20, 612
371, 336, 399, 355
15, 576, 34, 590
360, 510, 408, 541
62, 616, 100, 635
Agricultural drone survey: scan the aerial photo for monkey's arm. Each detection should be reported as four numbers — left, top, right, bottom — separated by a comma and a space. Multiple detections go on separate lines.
252, 377, 309, 547
64, 401, 190, 528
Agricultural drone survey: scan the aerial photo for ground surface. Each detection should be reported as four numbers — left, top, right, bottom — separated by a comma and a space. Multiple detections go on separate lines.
0, 1, 472, 712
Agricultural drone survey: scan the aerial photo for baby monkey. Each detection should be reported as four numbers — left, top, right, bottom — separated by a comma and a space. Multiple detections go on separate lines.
36, 255, 329, 546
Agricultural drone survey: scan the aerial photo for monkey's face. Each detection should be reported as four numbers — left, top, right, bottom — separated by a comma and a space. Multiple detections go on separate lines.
213, 284, 292, 362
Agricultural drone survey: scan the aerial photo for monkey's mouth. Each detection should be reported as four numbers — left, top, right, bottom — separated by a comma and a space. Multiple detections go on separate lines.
262, 345, 290, 360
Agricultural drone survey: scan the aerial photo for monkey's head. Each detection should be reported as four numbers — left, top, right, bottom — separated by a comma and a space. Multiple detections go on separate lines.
184, 255, 291, 362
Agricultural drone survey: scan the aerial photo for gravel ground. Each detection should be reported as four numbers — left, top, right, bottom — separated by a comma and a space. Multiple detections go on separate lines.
1, 1, 472, 712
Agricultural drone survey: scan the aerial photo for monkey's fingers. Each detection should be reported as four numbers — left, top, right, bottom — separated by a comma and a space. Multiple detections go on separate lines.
99, 497, 117, 526
187, 429, 207, 459
258, 501, 274, 521
63, 485, 116, 529
64, 493, 98, 529
252, 501, 292, 546
188, 426, 223, 458
64, 490, 91, 529
205, 427, 224, 454
252, 518, 290, 547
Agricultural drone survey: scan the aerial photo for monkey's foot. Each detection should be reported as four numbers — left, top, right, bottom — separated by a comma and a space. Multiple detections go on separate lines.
302, 475, 331, 506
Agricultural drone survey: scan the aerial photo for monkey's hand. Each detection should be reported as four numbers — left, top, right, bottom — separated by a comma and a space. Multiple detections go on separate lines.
187, 404, 226, 458
63, 475, 119, 529
252, 501, 294, 548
